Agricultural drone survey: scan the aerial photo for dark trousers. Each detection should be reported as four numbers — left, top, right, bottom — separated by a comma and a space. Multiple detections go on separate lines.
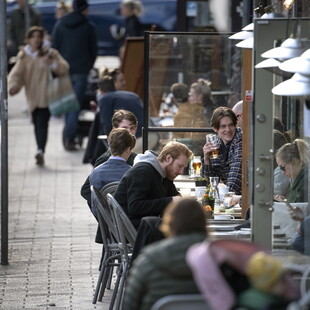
131, 216, 165, 262
31, 108, 50, 152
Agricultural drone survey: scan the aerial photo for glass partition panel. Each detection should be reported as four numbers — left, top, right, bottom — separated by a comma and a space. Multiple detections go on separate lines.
144, 32, 242, 156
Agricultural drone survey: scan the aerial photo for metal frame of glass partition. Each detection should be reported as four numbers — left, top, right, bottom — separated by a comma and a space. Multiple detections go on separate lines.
143, 31, 241, 153
252, 18, 310, 250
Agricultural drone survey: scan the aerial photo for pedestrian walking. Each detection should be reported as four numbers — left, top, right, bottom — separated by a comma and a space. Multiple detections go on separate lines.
51, 0, 97, 151
8, 26, 69, 166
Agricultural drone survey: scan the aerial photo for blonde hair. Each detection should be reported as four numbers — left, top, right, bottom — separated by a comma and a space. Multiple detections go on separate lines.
157, 141, 192, 162
122, 0, 143, 16
276, 139, 310, 169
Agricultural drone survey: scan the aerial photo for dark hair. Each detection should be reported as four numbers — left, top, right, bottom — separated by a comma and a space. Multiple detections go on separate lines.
108, 128, 136, 156
98, 76, 116, 93
25, 26, 46, 56
112, 109, 137, 128
72, 0, 88, 13
211, 106, 237, 130
171, 83, 189, 103
273, 117, 285, 132
157, 141, 192, 162
273, 130, 288, 167
160, 198, 207, 237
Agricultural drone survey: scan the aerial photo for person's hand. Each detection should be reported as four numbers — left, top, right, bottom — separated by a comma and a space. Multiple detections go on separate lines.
202, 142, 215, 163
274, 194, 286, 202
9, 88, 18, 96
288, 206, 304, 222
229, 196, 241, 206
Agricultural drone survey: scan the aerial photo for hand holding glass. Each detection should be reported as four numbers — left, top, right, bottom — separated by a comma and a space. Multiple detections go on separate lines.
206, 134, 219, 159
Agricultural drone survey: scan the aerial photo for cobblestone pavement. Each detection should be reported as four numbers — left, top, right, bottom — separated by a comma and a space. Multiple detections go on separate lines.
0, 89, 112, 310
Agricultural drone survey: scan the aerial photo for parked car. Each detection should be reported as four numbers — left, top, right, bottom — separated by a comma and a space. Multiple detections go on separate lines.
6, 0, 177, 55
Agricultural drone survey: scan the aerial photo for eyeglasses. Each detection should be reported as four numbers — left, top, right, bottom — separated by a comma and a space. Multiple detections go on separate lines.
279, 164, 286, 172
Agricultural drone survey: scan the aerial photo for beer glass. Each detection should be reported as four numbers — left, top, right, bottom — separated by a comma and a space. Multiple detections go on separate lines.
192, 156, 201, 176
206, 134, 219, 159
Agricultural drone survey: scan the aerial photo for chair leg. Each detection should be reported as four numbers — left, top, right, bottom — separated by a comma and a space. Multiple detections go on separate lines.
92, 250, 108, 304
114, 261, 128, 310
109, 263, 123, 310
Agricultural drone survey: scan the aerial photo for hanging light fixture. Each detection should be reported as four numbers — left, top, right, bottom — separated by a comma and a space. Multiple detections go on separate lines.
278, 49, 310, 75
261, 37, 309, 60
272, 73, 310, 96
255, 58, 292, 77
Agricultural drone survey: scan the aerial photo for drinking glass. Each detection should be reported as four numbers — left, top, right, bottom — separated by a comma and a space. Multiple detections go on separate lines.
192, 156, 202, 176
206, 134, 219, 159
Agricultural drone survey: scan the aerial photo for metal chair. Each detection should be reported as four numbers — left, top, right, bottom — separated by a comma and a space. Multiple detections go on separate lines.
91, 184, 120, 306
106, 193, 137, 310
150, 294, 210, 310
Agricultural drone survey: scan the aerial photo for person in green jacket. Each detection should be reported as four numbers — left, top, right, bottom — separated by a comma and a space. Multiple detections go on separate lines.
275, 138, 309, 203
122, 198, 208, 310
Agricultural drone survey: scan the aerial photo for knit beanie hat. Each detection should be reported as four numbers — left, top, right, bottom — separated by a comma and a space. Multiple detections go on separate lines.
73, 0, 88, 13
246, 251, 283, 293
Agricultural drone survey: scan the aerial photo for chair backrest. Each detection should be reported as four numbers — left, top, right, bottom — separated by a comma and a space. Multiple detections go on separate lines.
91, 186, 119, 245
106, 193, 137, 246
150, 294, 210, 310
100, 181, 119, 205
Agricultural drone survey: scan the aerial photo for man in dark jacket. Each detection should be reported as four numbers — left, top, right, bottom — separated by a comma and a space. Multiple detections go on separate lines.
51, 0, 97, 151
114, 141, 193, 230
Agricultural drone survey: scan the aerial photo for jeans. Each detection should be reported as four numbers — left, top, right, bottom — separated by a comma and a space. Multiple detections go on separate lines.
63, 74, 87, 143
31, 108, 50, 152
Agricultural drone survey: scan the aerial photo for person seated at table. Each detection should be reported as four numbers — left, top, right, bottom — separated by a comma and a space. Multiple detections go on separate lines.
232, 100, 243, 129
173, 82, 209, 156
81, 109, 138, 207
201, 106, 242, 195
288, 206, 310, 255
122, 198, 208, 310
114, 141, 192, 230
89, 128, 136, 214
188, 78, 215, 121
274, 138, 309, 203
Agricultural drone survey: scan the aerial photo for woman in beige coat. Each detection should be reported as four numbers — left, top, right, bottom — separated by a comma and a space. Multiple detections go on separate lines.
8, 26, 69, 166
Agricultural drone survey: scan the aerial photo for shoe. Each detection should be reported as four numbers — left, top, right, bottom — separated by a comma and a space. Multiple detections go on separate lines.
64, 140, 79, 151
35, 151, 44, 166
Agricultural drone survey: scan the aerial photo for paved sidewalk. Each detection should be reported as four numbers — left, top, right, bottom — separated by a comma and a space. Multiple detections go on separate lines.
0, 90, 112, 310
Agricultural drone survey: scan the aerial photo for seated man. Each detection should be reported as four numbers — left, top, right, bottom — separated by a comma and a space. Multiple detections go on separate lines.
98, 75, 144, 138
114, 141, 193, 229
81, 109, 138, 207
201, 106, 242, 195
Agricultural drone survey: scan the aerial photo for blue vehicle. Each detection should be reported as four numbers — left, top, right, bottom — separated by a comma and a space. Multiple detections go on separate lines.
7, 0, 177, 55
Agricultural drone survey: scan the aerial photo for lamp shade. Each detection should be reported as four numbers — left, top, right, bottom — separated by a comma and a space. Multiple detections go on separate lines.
236, 37, 253, 49
279, 49, 310, 75
229, 31, 253, 40
255, 58, 292, 77
242, 23, 254, 31
261, 38, 308, 60
272, 73, 310, 96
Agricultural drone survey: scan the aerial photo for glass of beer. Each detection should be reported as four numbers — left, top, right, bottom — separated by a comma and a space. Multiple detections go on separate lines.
192, 156, 202, 176
206, 134, 219, 159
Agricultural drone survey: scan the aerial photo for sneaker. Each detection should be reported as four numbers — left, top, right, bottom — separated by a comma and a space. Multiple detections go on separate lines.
35, 151, 44, 166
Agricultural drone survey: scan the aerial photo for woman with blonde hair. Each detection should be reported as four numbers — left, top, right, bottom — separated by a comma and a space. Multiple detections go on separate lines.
275, 138, 309, 203
120, 0, 144, 37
